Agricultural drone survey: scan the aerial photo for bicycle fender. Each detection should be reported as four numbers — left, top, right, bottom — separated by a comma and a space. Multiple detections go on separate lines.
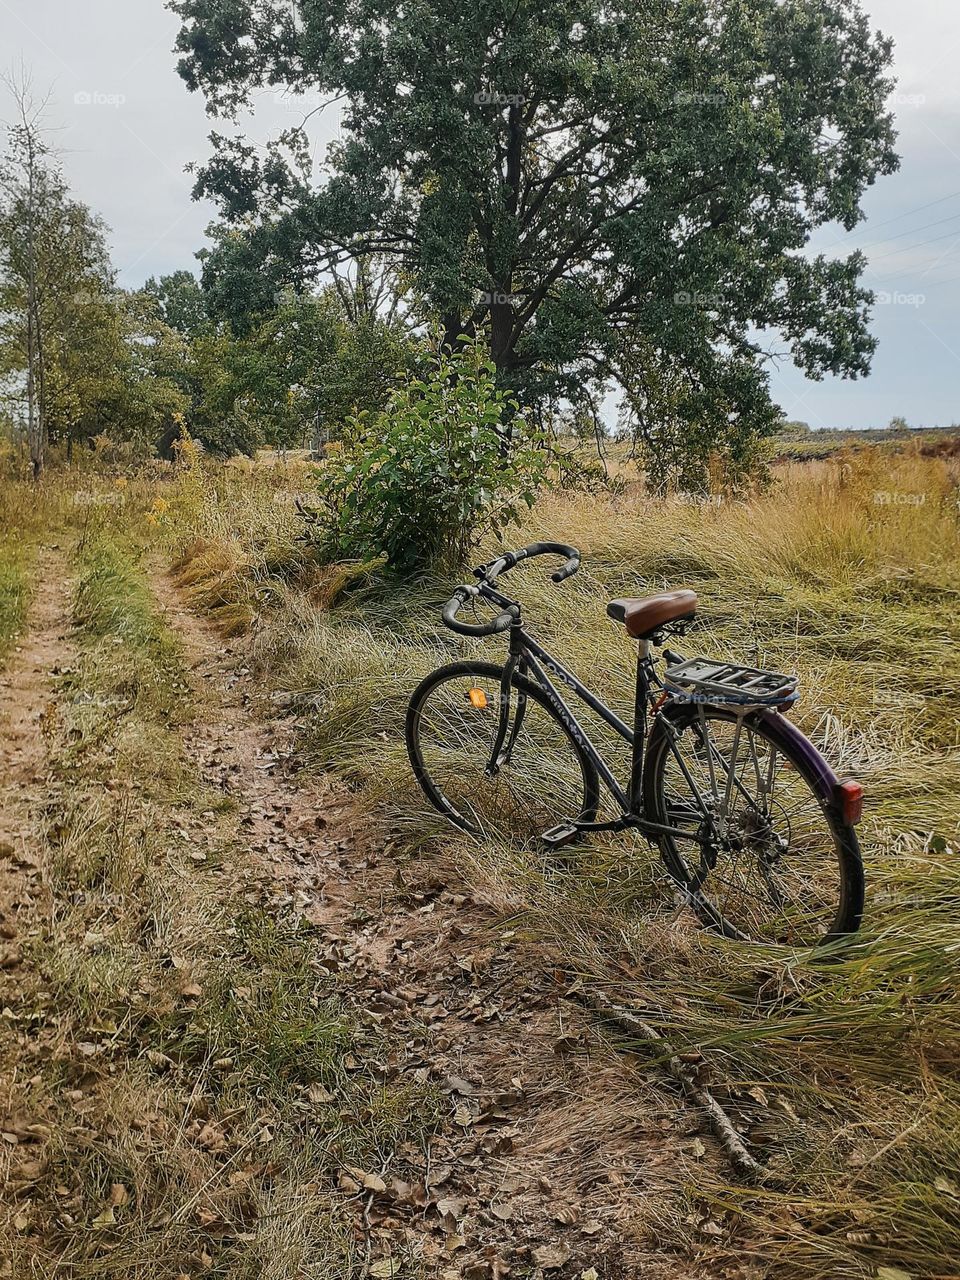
654, 702, 850, 822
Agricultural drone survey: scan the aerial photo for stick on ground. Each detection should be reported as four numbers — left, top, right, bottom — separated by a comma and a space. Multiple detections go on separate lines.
576, 989, 766, 1181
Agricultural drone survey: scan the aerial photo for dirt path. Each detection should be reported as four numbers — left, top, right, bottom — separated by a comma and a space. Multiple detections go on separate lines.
0, 549, 71, 1000
151, 575, 705, 1280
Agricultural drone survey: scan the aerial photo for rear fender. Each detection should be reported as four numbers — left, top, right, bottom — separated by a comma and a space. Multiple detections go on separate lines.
656, 702, 859, 825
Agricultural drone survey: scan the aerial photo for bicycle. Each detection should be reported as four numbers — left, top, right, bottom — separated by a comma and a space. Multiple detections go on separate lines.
405, 541, 866, 947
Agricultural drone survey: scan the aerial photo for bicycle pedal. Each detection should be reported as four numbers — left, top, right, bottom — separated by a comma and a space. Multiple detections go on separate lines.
541, 822, 580, 850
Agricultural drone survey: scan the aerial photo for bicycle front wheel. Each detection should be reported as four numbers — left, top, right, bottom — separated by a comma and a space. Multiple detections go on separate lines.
406, 660, 600, 841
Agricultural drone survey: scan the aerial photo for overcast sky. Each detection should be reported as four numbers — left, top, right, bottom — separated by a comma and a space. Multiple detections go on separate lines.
2, 0, 958, 431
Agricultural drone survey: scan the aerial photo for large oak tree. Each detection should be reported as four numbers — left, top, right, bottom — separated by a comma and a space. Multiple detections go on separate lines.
172, 0, 898, 484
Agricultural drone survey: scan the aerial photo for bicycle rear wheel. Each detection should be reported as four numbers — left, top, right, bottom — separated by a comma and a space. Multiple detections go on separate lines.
643, 703, 864, 946
406, 660, 600, 841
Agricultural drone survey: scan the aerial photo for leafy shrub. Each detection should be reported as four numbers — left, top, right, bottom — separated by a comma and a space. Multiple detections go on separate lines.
302, 337, 548, 575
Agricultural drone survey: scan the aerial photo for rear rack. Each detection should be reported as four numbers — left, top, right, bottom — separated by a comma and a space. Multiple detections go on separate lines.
663, 657, 798, 708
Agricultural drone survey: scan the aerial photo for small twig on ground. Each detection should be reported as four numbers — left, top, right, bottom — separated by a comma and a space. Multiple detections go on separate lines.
359, 1189, 376, 1278
574, 988, 767, 1181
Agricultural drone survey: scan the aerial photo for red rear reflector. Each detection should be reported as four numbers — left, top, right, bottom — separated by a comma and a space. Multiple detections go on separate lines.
836, 780, 864, 825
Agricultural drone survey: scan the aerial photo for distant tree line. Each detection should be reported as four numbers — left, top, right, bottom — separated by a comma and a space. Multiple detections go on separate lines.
0, 81, 415, 474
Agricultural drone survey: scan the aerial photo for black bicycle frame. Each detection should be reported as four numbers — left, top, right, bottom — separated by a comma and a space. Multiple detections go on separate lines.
474, 584, 768, 849
510, 630, 637, 807
478, 569, 654, 820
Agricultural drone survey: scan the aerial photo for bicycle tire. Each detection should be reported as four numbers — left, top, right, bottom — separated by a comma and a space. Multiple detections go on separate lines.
642, 702, 864, 946
406, 660, 601, 841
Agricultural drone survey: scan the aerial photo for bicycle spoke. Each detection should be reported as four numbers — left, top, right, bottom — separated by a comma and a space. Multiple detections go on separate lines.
656, 710, 844, 944
413, 669, 593, 841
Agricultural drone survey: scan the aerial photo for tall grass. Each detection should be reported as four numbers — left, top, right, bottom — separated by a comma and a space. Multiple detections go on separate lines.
173, 444, 960, 1278
0, 543, 29, 661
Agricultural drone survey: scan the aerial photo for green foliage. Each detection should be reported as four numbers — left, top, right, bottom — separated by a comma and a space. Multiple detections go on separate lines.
0, 105, 189, 459
144, 275, 414, 457
173, 0, 899, 487
196, 223, 292, 336
303, 337, 548, 575
142, 269, 212, 339
53, 289, 190, 450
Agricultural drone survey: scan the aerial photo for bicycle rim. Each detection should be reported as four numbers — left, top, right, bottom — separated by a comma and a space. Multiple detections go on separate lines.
644, 705, 863, 946
406, 661, 600, 842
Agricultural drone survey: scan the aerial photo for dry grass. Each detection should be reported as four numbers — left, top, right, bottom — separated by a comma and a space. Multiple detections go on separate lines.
171, 441, 960, 1278
0, 514, 441, 1278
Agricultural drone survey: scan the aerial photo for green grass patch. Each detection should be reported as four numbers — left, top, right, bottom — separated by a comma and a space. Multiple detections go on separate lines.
0, 543, 29, 662
73, 535, 186, 714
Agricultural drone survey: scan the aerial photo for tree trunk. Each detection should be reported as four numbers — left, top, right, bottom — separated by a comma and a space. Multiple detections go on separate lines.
442, 312, 471, 352
26, 295, 43, 480
489, 294, 513, 371
23, 104, 44, 481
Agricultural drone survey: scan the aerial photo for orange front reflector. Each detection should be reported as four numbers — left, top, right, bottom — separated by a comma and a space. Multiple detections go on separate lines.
467, 688, 488, 709
836, 780, 864, 825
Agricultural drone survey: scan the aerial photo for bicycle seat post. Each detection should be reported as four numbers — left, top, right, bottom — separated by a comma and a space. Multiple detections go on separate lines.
628, 638, 652, 816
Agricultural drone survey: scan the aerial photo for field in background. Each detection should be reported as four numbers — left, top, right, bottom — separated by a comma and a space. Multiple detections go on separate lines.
247, 418, 960, 473
769, 422, 960, 463
171, 440, 960, 1278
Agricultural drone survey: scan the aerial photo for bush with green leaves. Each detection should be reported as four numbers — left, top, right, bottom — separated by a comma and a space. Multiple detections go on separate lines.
303, 338, 548, 576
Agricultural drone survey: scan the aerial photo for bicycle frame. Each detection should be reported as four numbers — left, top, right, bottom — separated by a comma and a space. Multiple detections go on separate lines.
479, 582, 712, 846
428, 544, 865, 943
469, 554, 868, 853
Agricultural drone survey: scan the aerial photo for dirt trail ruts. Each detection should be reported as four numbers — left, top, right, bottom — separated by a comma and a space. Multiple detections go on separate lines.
0, 549, 72, 988
152, 572, 704, 1280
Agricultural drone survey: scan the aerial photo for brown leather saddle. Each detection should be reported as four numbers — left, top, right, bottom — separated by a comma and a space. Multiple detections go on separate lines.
606, 589, 698, 639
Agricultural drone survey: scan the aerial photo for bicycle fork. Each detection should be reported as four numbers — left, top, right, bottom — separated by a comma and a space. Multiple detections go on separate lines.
483, 651, 528, 776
